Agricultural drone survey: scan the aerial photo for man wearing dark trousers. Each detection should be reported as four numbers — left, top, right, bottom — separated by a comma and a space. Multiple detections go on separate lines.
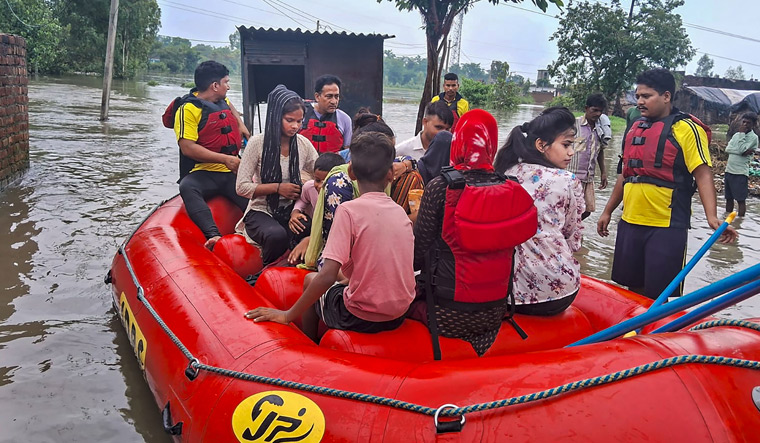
174, 60, 250, 250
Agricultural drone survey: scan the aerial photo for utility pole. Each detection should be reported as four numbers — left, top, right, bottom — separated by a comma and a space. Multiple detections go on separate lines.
100, 0, 119, 121
628, 0, 636, 20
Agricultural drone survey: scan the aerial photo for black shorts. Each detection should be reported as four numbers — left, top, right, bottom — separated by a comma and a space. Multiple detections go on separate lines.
315, 284, 405, 333
611, 220, 688, 300
724, 172, 749, 202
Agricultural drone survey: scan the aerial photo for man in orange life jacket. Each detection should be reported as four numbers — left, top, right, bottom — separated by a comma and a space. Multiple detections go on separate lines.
431, 73, 470, 127
597, 68, 737, 300
299, 75, 352, 153
174, 60, 250, 250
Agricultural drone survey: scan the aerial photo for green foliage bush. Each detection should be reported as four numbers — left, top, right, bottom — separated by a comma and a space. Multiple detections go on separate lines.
459, 77, 492, 108
547, 95, 577, 109
1, 0, 160, 78
147, 80, 159, 86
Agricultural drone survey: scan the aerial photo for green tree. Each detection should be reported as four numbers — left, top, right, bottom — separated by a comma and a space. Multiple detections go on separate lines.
489, 61, 525, 110
149, 36, 199, 74
380, 0, 563, 132
490, 60, 509, 83
54, 0, 110, 73
449, 62, 488, 82
458, 77, 492, 107
0, 0, 70, 74
229, 31, 240, 51
116, 0, 161, 78
383, 50, 426, 87
725, 65, 746, 80
694, 54, 714, 77
548, 0, 694, 115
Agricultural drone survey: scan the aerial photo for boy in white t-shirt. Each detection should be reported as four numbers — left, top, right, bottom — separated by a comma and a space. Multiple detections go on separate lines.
246, 132, 416, 341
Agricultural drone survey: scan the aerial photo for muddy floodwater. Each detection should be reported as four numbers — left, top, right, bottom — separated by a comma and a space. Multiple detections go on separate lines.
0, 76, 758, 442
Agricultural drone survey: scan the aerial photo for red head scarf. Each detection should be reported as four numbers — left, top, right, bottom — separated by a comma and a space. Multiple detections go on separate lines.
449, 109, 498, 172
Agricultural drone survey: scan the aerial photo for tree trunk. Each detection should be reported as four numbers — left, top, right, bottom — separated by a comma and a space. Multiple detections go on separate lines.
613, 94, 624, 118
413, 3, 463, 134
415, 36, 441, 134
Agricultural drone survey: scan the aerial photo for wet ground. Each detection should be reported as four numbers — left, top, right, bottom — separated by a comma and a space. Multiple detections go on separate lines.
0, 76, 757, 442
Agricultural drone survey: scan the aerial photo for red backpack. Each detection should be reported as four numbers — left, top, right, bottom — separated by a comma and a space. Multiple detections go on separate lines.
161, 88, 197, 129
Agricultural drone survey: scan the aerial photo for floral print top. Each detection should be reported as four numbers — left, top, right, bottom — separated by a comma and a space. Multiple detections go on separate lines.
504, 163, 585, 304
322, 170, 354, 242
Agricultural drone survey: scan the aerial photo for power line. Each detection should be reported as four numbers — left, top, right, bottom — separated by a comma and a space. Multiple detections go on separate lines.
3, 0, 40, 28
686, 23, 760, 45
501, 1, 759, 70
697, 51, 760, 69
260, 0, 310, 29
268, 0, 354, 33
158, 0, 269, 27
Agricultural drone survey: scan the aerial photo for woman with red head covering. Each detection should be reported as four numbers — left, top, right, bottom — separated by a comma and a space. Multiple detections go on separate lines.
410, 110, 538, 359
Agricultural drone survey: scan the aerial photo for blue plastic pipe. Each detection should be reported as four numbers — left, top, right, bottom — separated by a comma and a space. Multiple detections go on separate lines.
568, 262, 760, 347
651, 279, 760, 334
648, 212, 737, 310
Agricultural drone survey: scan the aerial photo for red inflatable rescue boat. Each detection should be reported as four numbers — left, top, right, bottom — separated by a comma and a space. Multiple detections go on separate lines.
107, 196, 760, 442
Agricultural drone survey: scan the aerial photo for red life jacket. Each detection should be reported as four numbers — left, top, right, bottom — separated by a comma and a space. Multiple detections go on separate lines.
423, 168, 537, 360
622, 111, 711, 191
162, 91, 241, 181
299, 106, 344, 153
428, 168, 537, 307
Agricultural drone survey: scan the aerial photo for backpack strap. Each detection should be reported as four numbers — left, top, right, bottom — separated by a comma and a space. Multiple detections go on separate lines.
655, 112, 687, 168
440, 166, 465, 189
424, 249, 443, 361
505, 249, 528, 340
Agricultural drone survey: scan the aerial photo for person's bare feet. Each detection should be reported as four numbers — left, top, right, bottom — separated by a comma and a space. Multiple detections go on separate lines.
204, 236, 221, 251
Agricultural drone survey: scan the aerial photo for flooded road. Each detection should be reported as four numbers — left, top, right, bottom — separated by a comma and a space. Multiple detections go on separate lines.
0, 76, 757, 442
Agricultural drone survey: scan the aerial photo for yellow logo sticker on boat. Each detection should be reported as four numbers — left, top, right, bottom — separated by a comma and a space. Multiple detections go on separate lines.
118, 293, 147, 369
232, 391, 325, 443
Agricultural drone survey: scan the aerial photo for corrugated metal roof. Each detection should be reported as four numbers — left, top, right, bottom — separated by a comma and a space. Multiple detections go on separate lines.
238, 26, 394, 40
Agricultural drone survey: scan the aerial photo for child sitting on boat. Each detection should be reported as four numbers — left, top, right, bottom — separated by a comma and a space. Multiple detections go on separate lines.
287, 153, 345, 263
494, 107, 584, 316
246, 132, 416, 341
296, 119, 415, 268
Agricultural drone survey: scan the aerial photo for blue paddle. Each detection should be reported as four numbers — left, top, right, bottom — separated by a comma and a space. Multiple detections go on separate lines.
651, 279, 760, 334
648, 212, 737, 310
568, 262, 760, 347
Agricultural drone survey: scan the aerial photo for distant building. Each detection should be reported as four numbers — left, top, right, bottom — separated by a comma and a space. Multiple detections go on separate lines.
238, 27, 393, 132
537, 69, 551, 82
674, 85, 760, 125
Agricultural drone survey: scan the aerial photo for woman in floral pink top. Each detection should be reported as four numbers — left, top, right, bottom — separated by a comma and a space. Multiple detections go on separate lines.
494, 107, 584, 316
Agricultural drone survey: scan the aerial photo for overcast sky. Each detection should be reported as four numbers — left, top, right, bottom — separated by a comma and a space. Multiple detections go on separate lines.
157, 0, 760, 82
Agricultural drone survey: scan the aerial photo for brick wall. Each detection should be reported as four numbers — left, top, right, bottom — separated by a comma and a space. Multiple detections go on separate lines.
0, 34, 29, 191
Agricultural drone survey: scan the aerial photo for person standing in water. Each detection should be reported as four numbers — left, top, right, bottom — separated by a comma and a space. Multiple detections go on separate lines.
597, 68, 737, 300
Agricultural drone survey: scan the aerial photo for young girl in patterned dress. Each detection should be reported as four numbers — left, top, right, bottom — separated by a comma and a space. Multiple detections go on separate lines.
494, 107, 584, 316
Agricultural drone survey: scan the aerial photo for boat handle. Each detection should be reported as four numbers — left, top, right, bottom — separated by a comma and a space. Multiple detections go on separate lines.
162, 401, 183, 436
434, 403, 465, 433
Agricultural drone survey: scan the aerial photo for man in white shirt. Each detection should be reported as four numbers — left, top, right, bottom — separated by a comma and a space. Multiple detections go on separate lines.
396, 101, 453, 160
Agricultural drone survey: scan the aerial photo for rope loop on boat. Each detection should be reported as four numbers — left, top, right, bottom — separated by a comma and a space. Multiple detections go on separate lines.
190, 354, 760, 418
690, 318, 760, 333
115, 244, 760, 420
